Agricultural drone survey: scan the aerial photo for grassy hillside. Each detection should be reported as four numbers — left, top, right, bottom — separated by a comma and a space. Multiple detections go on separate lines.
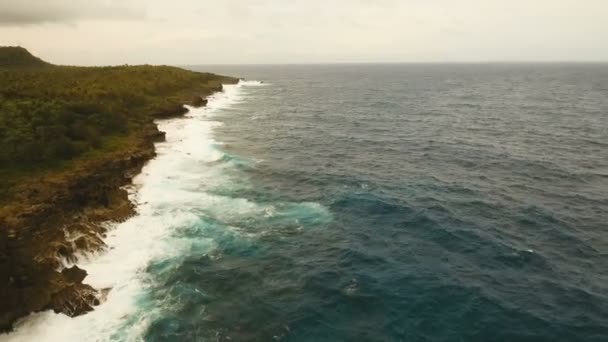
0, 47, 237, 199
0, 46, 51, 68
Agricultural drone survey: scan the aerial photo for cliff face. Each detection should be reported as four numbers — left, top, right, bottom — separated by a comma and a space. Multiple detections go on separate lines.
0, 123, 163, 331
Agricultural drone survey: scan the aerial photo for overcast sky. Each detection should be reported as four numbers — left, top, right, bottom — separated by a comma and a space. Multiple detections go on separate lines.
1, 0, 607, 65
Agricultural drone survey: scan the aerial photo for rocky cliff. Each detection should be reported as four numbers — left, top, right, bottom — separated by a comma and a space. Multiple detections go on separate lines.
0, 122, 161, 330
0, 76, 237, 331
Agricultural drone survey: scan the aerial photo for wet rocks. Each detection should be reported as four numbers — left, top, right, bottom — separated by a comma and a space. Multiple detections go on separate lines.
191, 95, 208, 107
61, 266, 87, 284
49, 283, 100, 317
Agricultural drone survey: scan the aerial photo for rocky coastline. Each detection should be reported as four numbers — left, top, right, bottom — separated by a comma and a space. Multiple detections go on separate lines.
0, 86, 234, 332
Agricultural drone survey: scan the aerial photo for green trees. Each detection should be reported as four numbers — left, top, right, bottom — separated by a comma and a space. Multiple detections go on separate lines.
0, 59, 235, 170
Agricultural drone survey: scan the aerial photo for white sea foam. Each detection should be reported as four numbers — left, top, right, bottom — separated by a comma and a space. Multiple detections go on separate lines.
239, 80, 268, 86
0, 81, 258, 342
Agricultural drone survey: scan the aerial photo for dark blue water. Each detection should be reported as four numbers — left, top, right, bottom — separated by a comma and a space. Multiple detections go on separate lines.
146, 64, 608, 341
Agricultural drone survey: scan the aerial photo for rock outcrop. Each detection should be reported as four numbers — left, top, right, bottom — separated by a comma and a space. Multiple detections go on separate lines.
191, 96, 208, 107
0, 123, 164, 331
152, 104, 190, 118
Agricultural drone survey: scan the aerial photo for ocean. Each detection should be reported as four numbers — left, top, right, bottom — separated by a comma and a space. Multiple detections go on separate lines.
2, 64, 607, 341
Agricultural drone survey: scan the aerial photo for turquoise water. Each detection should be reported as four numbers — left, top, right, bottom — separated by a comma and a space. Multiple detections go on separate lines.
3, 65, 608, 341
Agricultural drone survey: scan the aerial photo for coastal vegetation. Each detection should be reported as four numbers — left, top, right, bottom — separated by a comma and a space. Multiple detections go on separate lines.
0, 46, 235, 200
0, 46, 50, 68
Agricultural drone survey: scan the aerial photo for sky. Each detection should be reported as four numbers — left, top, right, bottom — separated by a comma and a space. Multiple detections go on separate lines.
0, 0, 607, 65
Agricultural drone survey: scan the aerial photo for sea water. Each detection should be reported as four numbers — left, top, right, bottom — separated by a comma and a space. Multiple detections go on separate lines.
2, 64, 607, 341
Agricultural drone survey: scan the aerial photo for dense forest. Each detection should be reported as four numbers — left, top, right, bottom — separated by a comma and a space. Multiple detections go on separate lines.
0, 47, 236, 195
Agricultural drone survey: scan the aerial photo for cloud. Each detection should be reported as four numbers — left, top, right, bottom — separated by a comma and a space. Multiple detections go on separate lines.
1, 0, 607, 64
0, 0, 146, 26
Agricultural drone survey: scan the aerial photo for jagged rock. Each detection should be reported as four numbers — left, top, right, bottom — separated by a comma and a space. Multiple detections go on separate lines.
71, 229, 107, 253
61, 266, 87, 284
56, 243, 77, 264
49, 283, 100, 317
152, 104, 189, 118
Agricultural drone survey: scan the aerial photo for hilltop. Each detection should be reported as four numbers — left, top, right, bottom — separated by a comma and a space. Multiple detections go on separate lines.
0, 46, 52, 68
0, 48, 238, 331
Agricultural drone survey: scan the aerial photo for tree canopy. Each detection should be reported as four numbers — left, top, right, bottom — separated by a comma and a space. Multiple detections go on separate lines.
0, 47, 236, 196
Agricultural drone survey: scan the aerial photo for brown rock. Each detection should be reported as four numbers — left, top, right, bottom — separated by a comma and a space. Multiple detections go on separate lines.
190, 96, 208, 107
152, 104, 189, 118
49, 283, 100, 317
61, 266, 87, 284
73, 233, 106, 253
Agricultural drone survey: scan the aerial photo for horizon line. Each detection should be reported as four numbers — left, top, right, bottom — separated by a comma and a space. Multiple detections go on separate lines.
178, 61, 608, 67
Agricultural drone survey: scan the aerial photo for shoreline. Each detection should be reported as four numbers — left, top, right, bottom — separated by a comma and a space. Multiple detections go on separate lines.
0, 82, 237, 332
